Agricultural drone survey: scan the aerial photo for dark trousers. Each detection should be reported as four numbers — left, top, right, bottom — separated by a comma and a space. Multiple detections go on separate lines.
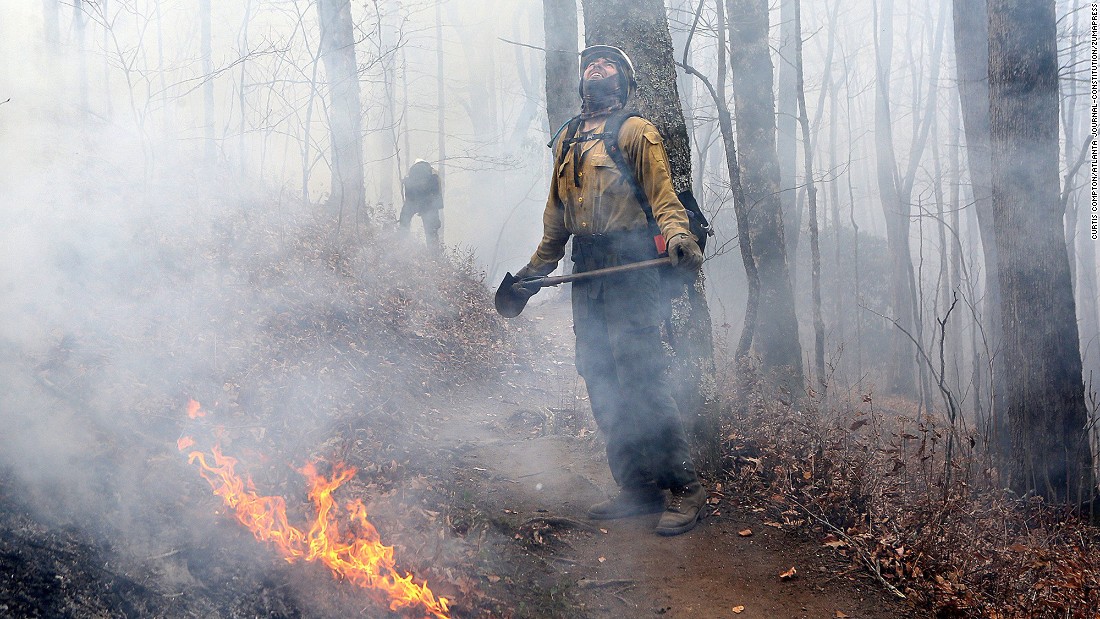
571, 232, 696, 491
399, 206, 441, 247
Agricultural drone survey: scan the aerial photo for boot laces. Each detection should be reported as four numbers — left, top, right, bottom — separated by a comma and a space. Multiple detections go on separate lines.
668, 487, 689, 511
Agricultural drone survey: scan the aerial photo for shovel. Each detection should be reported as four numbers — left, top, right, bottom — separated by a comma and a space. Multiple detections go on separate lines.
494, 256, 671, 318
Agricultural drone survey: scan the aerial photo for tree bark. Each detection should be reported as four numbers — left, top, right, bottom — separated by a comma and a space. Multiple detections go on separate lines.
317, 0, 367, 237
727, 0, 806, 398
543, 0, 580, 135
776, 0, 800, 285
987, 0, 1094, 503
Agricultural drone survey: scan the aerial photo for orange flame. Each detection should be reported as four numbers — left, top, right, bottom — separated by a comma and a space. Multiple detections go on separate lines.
177, 436, 196, 451
181, 442, 450, 619
187, 399, 205, 419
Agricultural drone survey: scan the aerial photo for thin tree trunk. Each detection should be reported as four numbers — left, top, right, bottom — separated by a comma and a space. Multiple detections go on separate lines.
317, 0, 367, 237
74, 0, 88, 116
873, 0, 918, 397
43, 0, 60, 52
238, 0, 252, 176
987, 0, 1094, 503
727, 0, 806, 399
792, 0, 824, 395
200, 0, 215, 164
435, 1, 446, 183
777, 0, 800, 284
543, 0, 580, 135
681, 0, 760, 362
378, 1, 400, 207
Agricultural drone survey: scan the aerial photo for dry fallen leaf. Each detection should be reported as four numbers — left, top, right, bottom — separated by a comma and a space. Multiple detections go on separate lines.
835, 612, 849, 618
598, 556, 606, 563
738, 529, 753, 537
779, 566, 798, 580
732, 605, 745, 614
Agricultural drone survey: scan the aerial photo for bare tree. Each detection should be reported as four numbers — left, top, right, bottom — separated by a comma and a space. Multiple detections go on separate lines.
952, 0, 1003, 447
679, 0, 761, 365
776, 0, 800, 284
542, 0, 579, 134
317, 0, 367, 236
987, 0, 1094, 503
200, 0, 215, 164
727, 0, 805, 398
792, 0, 824, 395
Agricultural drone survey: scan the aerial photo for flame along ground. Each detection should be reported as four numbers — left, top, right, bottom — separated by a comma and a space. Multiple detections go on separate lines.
179, 401, 450, 619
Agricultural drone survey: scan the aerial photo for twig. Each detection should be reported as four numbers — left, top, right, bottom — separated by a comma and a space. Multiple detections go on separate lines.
786, 496, 908, 599
576, 578, 635, 589
520, 516, 600, 534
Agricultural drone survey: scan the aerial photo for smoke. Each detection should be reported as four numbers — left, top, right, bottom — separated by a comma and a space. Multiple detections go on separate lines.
0, 13, 500, 617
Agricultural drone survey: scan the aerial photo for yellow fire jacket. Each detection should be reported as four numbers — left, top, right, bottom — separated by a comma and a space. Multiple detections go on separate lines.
528, 116, 693, 270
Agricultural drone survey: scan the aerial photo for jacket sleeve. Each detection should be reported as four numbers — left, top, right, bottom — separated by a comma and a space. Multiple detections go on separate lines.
620, 118, 693, 240
529, 139, 570, 270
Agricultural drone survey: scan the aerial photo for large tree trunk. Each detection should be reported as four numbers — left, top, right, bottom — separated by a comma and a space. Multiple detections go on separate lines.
953, 0, 1004, 455
317, 0, 367, 239
727, 0, 806, 399
542, 0, 580, 135
987, 0, 1094, 503
580, 0, 720, 471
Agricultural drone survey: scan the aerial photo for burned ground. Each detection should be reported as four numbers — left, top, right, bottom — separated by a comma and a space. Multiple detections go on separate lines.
1, 200, 1094, 618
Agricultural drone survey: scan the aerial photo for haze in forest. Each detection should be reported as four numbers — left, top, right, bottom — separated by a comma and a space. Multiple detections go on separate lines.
0, 0, 1098, 605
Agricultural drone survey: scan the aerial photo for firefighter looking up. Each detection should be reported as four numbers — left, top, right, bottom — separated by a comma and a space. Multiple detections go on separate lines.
510, 45, 706, 536
399, 159, 443, 249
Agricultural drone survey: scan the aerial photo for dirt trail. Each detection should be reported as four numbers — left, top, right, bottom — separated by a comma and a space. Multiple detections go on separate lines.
426, 293, 920, 619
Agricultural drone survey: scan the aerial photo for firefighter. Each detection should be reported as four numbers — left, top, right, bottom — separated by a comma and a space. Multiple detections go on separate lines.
511, 45, 706, 536
399, 159, 443, 249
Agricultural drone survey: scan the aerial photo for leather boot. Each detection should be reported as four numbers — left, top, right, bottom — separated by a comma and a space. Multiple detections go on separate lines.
586, 486, 665, 520
654, 481, 706, 535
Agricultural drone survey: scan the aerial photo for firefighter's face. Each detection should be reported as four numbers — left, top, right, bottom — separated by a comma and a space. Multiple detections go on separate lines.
583, 57, 619, 81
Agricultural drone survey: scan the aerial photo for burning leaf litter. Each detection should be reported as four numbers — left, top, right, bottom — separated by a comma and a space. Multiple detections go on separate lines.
180, 401, 449, 619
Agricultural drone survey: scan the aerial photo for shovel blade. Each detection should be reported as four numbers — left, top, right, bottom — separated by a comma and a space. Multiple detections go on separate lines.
494, 272, 528, 318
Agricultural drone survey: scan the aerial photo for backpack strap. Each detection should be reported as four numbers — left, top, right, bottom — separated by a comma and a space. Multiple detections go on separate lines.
602, 112, 713, 248
550, 115, 584, 173
597, 111, 655, 226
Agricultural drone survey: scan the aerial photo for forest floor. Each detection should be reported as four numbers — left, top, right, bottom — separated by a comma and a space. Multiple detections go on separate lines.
419, 293, 919, 619
0, 283, 920, 619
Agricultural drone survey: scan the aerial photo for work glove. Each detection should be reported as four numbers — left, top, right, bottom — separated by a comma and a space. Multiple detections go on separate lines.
667, 233, 703, 270
512, 263, 554, 299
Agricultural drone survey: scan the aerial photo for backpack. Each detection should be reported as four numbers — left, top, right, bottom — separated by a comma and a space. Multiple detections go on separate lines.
550, 111, 712, 254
